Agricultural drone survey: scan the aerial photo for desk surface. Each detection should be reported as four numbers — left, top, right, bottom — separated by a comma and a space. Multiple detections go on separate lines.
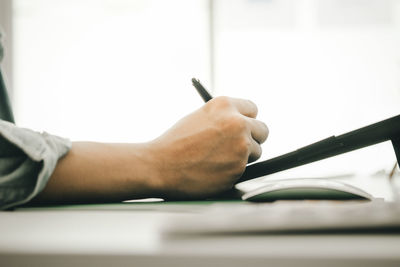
1, 201, 400, 267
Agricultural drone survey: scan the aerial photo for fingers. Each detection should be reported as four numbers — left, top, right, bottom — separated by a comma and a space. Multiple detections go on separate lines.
247, 118, 268, 162
247, 118, 269, 144
248, 138, 262, 163
207, 96, 268, 163
228, 97, 268, 161
230, 98, 258, 118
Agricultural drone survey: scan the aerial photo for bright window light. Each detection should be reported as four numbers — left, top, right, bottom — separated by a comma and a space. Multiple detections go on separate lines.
14, 0, 210, 142
214, 0, 400, 175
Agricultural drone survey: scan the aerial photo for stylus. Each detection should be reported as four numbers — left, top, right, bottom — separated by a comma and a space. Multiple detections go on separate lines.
191, 78, 213, 102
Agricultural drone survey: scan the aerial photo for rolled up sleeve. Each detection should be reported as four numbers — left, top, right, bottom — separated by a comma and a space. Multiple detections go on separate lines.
0, 120, 71, 209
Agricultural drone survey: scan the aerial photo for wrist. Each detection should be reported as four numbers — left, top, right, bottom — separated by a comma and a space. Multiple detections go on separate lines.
141, 140, 176, 199
116, 142, 163, 199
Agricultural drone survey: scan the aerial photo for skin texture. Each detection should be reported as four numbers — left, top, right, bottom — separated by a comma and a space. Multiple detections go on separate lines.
34, 96, 269, 204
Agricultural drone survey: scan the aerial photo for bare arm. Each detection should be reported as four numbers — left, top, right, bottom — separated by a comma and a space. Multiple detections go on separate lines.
34, 97, 269, 203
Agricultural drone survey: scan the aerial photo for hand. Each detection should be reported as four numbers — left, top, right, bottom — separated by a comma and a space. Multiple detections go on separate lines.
34, 97, 268, 204
149, 96, 269, 199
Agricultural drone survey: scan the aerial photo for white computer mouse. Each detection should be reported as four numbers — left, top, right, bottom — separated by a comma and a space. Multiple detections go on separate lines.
241, 178, 372, 202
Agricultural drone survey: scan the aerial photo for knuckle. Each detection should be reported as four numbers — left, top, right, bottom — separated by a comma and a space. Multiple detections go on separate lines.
212, 96, 232, 110
247, 99, 258, 117
236, 136, 251, 155
217, 114, 248, 135
264, 122, 269, 136
204, 96, 233, 115
249, 145, 262, 163
261, 122, 269, 142
228, 115, 247, 133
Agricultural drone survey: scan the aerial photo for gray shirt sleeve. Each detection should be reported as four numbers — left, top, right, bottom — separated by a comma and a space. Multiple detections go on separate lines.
0, 120, 71, 209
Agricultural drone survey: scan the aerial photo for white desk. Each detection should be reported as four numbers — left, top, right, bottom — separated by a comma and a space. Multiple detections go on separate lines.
1, 202, 400, 267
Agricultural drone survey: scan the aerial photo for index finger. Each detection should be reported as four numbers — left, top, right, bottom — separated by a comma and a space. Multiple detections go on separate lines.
230, 98, 258, 118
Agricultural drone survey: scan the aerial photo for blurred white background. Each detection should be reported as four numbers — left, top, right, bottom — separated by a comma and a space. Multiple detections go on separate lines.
4, 0, 400, 176
12, 0, 210, 143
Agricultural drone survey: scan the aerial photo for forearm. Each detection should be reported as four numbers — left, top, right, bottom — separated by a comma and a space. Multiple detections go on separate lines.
34, 141, 163, 203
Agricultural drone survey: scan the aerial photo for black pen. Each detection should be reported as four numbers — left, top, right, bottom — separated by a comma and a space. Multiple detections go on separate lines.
191, 78, 213, 102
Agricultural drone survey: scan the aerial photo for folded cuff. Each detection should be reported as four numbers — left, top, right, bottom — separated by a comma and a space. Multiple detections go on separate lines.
0, 120, 71, 209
